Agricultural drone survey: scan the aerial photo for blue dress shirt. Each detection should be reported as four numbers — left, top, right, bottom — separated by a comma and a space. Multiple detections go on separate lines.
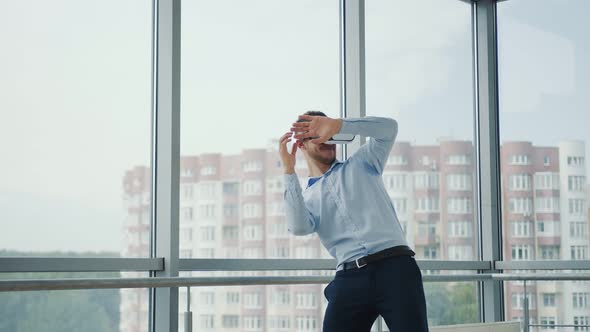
283, 116, 409, 270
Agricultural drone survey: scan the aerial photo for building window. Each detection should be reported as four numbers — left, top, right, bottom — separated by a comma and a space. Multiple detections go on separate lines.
199, 204, 216, 218
222, 315, 240, 329
243, 161, 263, 172
199, 226, 215, 241
567, 156, 585, 167
387, 155, 408, 165
200, 166, 217, 176
384, 173, 407, 191
223, 204, 238, 217
511, 245, 533, 260
543, 156, 551, 166
542, 293, 556, 307
243, 203, 262, 218
243, 225, 263, 241
270, 290, 290, 306
223, 182, 239, 194
414, 172, 439, 189
570, 222, 588, 238
181, 184, 194, 199
568, 176, 586, 192
447, 197, 472, 214
509, 198, 533, 215
510, 155, 530, 165
182, 207, 194, 221
573, 316, 590, 331
295, 292, 317, 309
447, 173, 472, 191
222, 225, 239, 240
423, 247, 438, 259
243, 316, 263, 331
448, 245, 473, 260
534, 173, 560, 190
540, 246, 560, 260
508, 174, 532, 191
268, 316, 290, 329
226, 291, 240, 305
447, 154, 471, 165
569, 199, 586, 215
571, 246, 588, 260
448, 221, 472, 238
244, 292, 262, 308
573, 293, 590, 309
392, 198, 407, 214
416, 196, 439, 212
535, 197, 560, 213
199, 291, 215, 305
510, 221, 532, 238
243, 180, 263, 196
295, 316, 317, 331
199, 315, 215, 329
199, 182, 216, 197
539, 317, 556, 330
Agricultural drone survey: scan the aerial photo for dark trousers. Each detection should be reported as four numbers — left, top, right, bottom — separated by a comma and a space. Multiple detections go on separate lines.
323, 255, 429, 332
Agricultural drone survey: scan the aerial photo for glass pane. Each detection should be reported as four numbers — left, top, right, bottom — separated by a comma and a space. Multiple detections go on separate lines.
178, 0, 340, 259
0, 272, 149, 332
365, 0, 477, 261
0, 1, 152, 256
498, 0, 590, 330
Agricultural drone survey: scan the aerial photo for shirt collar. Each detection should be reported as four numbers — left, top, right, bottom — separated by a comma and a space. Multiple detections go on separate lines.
306, 159, 342, 188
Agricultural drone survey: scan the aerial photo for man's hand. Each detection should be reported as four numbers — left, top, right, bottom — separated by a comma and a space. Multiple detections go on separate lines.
279, 132, 297, 174
291, 115, 342, 144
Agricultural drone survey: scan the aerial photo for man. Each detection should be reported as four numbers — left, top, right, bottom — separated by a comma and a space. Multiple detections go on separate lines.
279, 111, 429, 332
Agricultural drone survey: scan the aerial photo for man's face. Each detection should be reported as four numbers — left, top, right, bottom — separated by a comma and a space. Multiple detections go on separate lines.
300, 139, 336, 165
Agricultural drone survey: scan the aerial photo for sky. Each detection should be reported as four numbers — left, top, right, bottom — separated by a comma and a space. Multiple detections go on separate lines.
0, 0, 588, 253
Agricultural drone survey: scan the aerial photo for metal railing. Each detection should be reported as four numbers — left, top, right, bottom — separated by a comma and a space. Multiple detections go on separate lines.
2, 272, 590, 332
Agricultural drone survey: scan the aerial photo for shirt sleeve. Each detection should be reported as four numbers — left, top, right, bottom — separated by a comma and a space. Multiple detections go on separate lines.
283, 173, 317, 235
339, 116, 398, 174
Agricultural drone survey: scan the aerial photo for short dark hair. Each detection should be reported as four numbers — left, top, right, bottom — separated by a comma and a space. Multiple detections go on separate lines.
303, 110, 326, 117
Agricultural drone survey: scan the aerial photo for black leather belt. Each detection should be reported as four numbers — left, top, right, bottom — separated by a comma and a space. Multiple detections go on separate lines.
342, 245, 415, 271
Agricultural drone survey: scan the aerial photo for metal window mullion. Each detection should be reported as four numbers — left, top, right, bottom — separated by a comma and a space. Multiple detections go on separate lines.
474, 0, 504, 323
340, 0, 365, 158
150, 0, 181, 331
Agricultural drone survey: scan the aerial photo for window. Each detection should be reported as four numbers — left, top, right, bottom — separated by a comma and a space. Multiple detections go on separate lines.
243, 225, 263, 241
242, 203, 262, 219
222, 182, 239, 195
295, 316, 317, 331
226, 292, 240, 305
295, 292, 317, 309
573, 293, 590, 309
570, 222, 588, 238
222, 315, 240, 329
384, 173, 407, 191
567, 156, 585, 167
447, 197, 472, 214
182, 207, 194, 221
448, 155, 471, 165
509, 198, 533, 215
199, 291, 215, 305
200, 166, 217, 176
242, 161, 263, 173
268, 316, 290, 330
244, 316, 263, 331
199, 182, 216, 197
570, 246, 588, 260
242, 180, 262, 196
574, 316, 590, 332
199, 315, 215, 329
244, 292, 262, 308
510, 221, 532, 238
270, 290, 290, 306
223, 204, 238, 217
414, 173, 439, 190
222, 226, 239, 240
568, 176, 586, 192
511, 293, 536, 309
508, 174, 532, 191
510, 155, 530, 165
447, 173, 472, 191
511, 245, 533, 260
542, 293, 556, 307
182, 184, 194, 199
423, 247, 438, 260
534, 173, 560, 190
448, 245, 473, 260
199, 204, 216, 218
387, 155, 408, 166
540, 246, 560, 260
535, 197, 560, 213
569, 199, 586, 215
391, 198, 408, 214
181, 228, 193, 242
199, 226, 215, 241
448, 221, 472, 238
539, 317, 556, 330
416, 197, 439, 212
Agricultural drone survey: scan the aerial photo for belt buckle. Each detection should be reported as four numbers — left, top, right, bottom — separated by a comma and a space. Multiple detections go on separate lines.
355, 258, 367, 269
